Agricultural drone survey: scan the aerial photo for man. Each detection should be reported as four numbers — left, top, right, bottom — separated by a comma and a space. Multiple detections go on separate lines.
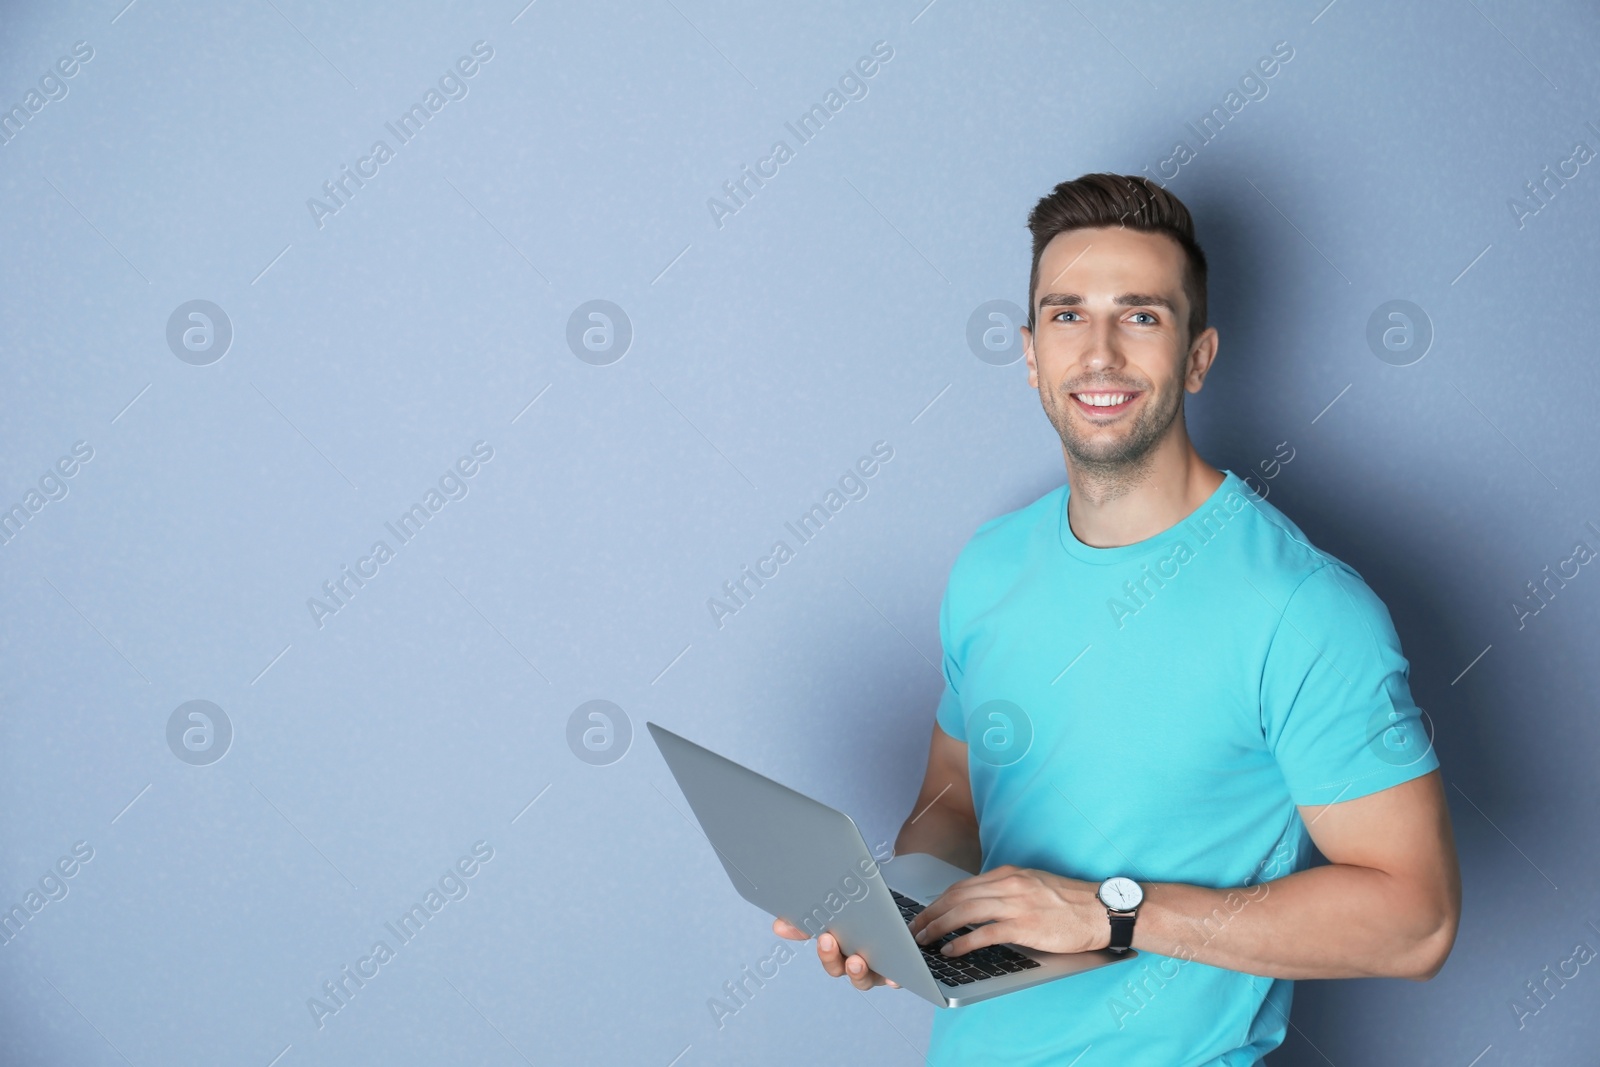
774, 173, 1460, 1064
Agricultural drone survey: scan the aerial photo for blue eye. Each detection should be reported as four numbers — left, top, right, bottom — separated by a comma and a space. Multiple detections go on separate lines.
1052, 310, 1080, 322
1131, 312, 1156, 324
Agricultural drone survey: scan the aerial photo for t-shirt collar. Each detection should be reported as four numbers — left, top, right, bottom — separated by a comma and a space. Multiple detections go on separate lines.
1057, 469, 1242, 566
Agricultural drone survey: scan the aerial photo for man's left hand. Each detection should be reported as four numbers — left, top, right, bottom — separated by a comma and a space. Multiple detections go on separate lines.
907, 865, 1111, 957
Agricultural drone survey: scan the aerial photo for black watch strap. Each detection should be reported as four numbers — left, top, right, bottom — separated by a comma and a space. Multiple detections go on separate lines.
1107, 911, 1136, 952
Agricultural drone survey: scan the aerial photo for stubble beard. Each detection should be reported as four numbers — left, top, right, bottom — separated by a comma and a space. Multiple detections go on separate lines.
1040, 375, 1185, 496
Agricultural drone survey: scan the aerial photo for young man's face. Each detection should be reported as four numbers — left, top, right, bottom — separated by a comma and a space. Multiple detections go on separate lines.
1021, 225, 1217, 473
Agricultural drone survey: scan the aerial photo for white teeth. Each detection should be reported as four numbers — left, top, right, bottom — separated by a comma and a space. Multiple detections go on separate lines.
1076, 393, 1130, 407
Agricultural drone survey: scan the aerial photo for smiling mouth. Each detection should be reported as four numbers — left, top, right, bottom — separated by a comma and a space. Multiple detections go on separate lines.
1069, 390, 1140, 416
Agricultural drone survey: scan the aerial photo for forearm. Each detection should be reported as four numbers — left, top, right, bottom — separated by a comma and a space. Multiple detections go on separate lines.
894, 805, 981, 875
1134, 863, 1456, 981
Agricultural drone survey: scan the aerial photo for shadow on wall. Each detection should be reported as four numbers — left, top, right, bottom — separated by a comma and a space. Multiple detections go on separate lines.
1183, 174, 1570, 1066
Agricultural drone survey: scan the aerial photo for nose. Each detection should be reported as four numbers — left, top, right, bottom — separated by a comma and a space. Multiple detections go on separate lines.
1079, 315, 1126, 374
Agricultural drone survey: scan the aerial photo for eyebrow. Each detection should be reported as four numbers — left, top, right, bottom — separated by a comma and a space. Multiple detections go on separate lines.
1037, 292, 1177, 313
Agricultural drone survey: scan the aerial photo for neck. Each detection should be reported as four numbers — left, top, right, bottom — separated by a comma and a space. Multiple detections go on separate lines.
1063, 432, 1223, 549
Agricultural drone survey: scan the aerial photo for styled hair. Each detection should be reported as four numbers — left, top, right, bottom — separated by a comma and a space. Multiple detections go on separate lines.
1025, 174, 1208, 345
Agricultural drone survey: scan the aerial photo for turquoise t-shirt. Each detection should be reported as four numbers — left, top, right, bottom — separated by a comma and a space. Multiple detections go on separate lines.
927, 470, 1438, 1067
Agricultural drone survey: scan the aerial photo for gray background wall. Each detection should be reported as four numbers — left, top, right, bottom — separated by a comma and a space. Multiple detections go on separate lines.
1, 1, 1596, 1064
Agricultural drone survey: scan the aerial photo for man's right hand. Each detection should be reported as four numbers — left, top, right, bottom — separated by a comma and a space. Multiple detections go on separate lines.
773, 917, 900, 991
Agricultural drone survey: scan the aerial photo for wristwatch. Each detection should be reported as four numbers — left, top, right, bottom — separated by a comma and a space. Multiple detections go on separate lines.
1097, 876, 1143, 953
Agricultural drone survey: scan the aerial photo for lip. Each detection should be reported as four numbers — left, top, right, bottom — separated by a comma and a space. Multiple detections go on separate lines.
1069, 390, 1140, 417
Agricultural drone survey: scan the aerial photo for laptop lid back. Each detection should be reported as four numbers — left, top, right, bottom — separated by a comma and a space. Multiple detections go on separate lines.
647, 721, 944, 1004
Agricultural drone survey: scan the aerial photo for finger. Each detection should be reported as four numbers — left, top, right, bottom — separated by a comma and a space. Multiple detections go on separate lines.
907, 888, 967, 936
938, 920, 1012, 958
914, 895, 1010, 946
773, 917, 810, 940
816, 932, 846, 977
907, 872, 1012, 935
844, 954, 880, 991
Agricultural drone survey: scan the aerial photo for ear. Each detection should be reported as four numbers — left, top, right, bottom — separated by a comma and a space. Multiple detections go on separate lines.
1022, 324, 1038, 389
1184, 326, 1219, 393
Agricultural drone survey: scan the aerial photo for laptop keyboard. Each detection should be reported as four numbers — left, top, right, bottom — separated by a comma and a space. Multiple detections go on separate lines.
891, 889, 1042, 987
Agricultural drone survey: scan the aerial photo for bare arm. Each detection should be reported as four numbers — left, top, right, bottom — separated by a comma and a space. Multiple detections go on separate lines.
893, 720, 981, 874
1134, 769, 1461, 980
910, 769, 1462, 982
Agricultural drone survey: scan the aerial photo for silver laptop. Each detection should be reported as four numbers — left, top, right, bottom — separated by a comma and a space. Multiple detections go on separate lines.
647, 721, 1134, 1008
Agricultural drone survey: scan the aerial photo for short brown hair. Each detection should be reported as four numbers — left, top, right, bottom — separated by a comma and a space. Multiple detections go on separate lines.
1025, 173, 1208, 345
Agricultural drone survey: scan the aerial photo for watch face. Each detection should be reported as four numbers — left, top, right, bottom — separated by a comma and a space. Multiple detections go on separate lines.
1099, 876, 1143, 910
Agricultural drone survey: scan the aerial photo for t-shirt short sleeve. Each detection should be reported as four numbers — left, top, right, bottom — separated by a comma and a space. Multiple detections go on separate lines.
934, 582, 967, 743
1259, 562, 1439, 807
